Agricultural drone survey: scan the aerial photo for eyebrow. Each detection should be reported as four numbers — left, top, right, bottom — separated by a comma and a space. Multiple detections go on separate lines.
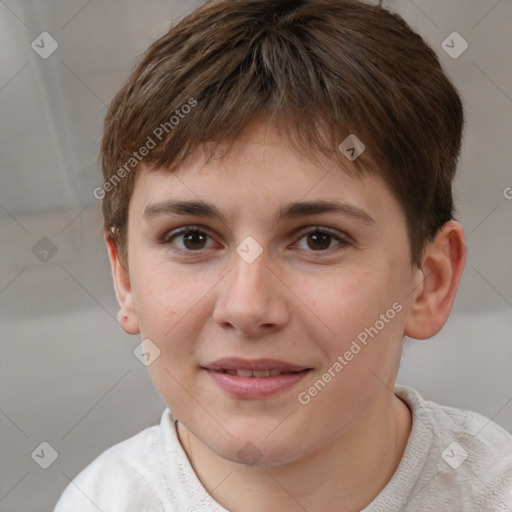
143, 199, 375, 225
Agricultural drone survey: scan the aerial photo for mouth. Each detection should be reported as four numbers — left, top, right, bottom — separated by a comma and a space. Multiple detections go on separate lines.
201, 358, 313, 398
211, 368, 306, 377
203, 357, 311, 374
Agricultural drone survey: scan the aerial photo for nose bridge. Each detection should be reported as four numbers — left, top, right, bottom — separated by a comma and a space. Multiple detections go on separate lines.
229, 248, 273, 302
213, 247, 287, 334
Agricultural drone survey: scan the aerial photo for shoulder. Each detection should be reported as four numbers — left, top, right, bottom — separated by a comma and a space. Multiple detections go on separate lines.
395, 385, 512, 509
53, 418, 165, 512
396, 384, 512, 449
407, 386, 512, 459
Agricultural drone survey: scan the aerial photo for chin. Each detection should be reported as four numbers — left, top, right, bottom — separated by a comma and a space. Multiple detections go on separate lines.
209, 433, 311, 469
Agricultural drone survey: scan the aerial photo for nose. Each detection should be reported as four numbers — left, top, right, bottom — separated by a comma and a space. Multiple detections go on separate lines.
212, 249, 290, 337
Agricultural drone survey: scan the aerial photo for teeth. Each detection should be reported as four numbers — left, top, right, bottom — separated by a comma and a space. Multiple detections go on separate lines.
236, 369, 253, 377
219, 369, 289, 377
252, 369, 270, 377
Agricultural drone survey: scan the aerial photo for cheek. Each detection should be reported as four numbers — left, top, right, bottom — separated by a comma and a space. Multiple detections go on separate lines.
134, 265, 208, 415
304, 264, 405, 371
131, 261, 201, 351
304, 267, 386, 335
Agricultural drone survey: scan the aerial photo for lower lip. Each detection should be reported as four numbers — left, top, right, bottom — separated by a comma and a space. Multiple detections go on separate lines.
203, 369, 311, 399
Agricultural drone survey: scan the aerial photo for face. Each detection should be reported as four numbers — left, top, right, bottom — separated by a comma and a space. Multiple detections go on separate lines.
121, 121, 421, 467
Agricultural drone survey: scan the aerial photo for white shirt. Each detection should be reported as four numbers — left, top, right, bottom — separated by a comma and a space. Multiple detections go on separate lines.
53, 385, 512, 511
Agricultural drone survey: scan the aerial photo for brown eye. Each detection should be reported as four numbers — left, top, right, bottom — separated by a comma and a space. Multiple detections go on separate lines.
181, 230, 208, 250
294, 228, 349, 253
163, 228, 215, 252
305, 232, 332, 251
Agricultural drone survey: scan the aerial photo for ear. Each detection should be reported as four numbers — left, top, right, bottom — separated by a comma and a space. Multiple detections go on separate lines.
404, 220, 466, 339
105, 233, 140, 335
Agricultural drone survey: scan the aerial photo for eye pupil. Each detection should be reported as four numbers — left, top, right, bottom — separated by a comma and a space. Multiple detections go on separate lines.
183, 230, 207, 250
307, 232, 331, 251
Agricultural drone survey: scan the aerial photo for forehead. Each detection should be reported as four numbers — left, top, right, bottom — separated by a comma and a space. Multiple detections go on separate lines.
130, 121, 401, 227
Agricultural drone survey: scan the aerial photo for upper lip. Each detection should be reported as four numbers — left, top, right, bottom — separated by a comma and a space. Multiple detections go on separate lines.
203, 358, 310, 372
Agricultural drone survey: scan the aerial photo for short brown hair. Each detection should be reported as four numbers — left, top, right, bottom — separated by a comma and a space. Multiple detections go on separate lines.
100, 0, 464, 267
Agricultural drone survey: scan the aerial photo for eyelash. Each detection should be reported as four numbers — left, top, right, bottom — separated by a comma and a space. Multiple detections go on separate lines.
160, 225, 350, 256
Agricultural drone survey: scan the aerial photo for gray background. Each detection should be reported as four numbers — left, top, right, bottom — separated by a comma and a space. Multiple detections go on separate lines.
0, 1, 511, 511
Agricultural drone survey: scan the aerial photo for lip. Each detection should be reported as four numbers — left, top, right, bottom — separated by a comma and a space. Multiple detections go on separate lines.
201, 358, 312, 399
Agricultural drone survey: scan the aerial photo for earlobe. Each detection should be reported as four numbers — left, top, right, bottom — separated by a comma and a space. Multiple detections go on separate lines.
105, 233, 140, 335
404, 220, 466, 340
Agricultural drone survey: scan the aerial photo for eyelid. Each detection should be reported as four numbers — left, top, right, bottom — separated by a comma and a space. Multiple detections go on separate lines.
289, 226, 351, 254
293, 225, 351, 243
160, 224, 212, 243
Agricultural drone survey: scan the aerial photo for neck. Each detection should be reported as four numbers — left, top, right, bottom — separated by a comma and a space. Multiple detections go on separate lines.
177, 389, 412, 512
